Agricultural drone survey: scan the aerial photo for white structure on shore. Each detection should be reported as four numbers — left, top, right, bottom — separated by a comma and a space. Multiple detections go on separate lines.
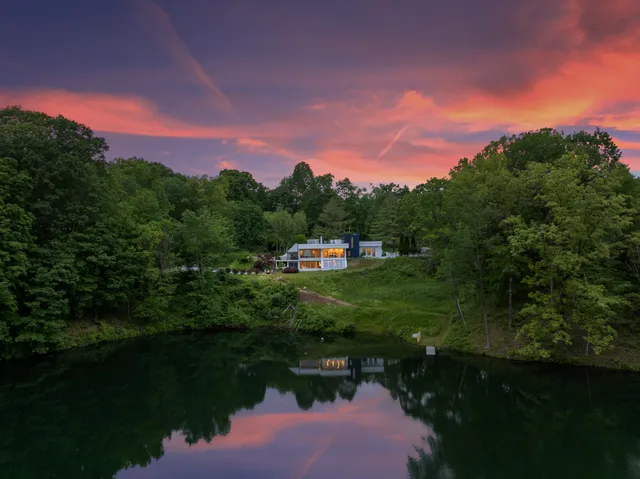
277, 238, 349, 271
288, 357, 385, 377
276, 235, 383, 271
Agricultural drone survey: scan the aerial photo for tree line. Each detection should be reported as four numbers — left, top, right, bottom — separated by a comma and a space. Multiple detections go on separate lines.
0, 107, 420, 357
2, 106, 640, 359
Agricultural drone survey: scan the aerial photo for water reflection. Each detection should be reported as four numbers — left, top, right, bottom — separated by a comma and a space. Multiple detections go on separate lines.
1, 331, 640, 479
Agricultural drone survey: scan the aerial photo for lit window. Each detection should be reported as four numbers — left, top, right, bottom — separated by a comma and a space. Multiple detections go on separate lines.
323, 248, 345, 258
300, 261, 321, 269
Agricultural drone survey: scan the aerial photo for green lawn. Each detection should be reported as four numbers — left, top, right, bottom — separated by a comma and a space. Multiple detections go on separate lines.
277, 257, 456, 344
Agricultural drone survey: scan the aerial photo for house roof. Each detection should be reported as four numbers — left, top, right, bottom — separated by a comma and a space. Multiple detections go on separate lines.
287, 242, 349, 252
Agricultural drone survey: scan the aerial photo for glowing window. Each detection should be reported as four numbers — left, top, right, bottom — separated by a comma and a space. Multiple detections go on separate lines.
323, 248, 345, 258
299, 261, 321, 269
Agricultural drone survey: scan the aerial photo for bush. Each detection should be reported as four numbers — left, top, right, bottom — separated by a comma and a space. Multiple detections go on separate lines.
443, 321, 475, 353
299, 307, 335, 332
335, 321, 357, 336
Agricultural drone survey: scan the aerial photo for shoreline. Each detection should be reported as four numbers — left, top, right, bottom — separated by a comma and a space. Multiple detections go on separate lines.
11, 319, 635, 373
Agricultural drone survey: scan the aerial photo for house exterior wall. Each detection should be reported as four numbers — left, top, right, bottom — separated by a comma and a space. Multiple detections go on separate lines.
278, 238, 383, 271
359, 241, 383, 258
280, 243, 348, 271
342, 233, 360, 258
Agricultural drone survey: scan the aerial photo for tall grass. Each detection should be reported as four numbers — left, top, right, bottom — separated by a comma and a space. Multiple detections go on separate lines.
281, 257, 456, 343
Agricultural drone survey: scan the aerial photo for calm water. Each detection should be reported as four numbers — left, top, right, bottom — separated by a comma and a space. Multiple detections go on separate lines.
1, 331, 640, 479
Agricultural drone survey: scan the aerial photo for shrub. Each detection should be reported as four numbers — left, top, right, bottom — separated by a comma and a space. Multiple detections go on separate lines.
335, 321, 357, 336
299, 307, 335, 332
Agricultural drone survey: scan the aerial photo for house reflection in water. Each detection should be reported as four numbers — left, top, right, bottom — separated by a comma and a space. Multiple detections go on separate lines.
289, 357, 385, 381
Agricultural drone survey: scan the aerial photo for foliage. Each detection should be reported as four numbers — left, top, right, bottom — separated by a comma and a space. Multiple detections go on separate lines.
3, 106, 640, 363
284, 258, 452, 340
264, 209, 307, 252
313, 197, 353, 239
425, 129, 639, 359
0, 108, 303, 358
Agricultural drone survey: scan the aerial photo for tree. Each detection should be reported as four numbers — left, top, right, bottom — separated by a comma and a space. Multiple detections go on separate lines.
293, 234, 307, 244
269, 162, 315, 213
313, 198, 353, 239
229, 200, 267, 251
508, 155, 633, 358
371, 194, 400, 250
441, 154, 512, 350
264, 210, 307, 253
269, 162, 337, 232
179, 209, 235, 287
0, 157, 33, 352
0, 107, 113, 352
218, 169, 267, 206
335, 178, 370, 235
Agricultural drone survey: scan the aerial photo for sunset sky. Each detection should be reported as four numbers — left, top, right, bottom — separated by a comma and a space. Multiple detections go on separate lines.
3, 0, 640, 186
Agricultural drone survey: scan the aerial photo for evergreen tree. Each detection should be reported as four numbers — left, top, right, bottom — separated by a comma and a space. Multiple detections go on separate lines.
313, 198, 353, 239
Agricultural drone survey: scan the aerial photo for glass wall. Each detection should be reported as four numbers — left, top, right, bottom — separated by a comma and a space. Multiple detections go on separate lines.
361, 247, 375, 256
299, 261, 322, 270
299, 249, 321, 258
323, 259, 346, 269
322, 248, 345, 258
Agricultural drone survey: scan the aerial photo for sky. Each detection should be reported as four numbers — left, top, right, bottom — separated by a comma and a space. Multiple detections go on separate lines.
3, 0, 640, 187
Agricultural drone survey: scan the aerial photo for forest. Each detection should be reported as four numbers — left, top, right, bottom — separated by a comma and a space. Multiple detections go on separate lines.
2, 106, 640, 361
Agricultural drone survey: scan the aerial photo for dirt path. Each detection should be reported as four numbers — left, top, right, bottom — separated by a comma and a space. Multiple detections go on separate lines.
298, 289, 353, 306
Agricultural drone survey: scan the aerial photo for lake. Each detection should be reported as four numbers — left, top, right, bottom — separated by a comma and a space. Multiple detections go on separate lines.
1, 330, 640, 479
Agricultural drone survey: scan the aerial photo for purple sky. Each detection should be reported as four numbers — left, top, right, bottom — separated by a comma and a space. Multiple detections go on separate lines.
3, 0, 640, 185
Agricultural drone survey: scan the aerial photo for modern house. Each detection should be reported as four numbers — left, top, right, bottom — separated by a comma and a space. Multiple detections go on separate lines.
276, 233, 383, 271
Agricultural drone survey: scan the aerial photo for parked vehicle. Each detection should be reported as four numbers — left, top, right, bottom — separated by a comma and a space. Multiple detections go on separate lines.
283, 267, 299, 274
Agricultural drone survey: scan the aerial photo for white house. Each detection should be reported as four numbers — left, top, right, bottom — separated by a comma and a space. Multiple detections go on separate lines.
276, 234, 383, 271
277, 238, 349, 271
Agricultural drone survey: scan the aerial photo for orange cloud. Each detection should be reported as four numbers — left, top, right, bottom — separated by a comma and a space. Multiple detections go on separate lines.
443, 50, 640, 132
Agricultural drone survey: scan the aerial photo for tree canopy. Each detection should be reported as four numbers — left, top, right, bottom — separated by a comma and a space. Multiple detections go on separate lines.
2, 106, 640, 360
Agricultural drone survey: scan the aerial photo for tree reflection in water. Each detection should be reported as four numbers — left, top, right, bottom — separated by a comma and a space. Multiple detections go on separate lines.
1, 331, 640, 479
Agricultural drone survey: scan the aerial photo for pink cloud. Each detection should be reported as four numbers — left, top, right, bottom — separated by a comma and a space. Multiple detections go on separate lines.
293, 436, 333, 479
165, 411, 407, 451
6, 12, 640, 188
1, 89, 239, 138
216, 159, 237, 170
377, 123, 412, 160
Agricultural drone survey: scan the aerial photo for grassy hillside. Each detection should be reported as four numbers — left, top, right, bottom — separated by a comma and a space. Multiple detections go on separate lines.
275, 258, 640, 371
277, 257, 456, 344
